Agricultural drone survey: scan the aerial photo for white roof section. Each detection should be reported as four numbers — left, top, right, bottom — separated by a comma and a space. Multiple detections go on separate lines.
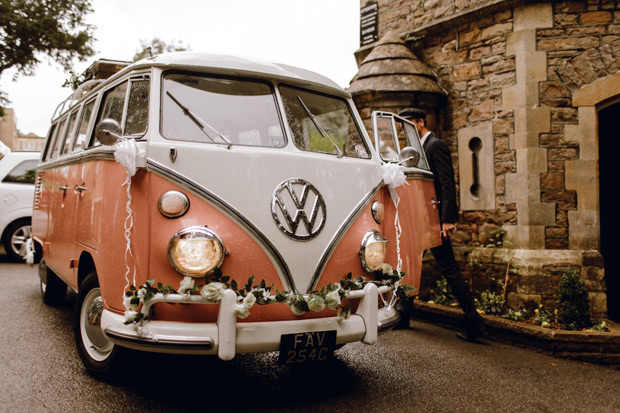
130, 52, 345, 93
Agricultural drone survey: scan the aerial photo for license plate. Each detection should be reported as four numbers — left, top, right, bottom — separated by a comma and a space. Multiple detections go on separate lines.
278, 330, 337, 364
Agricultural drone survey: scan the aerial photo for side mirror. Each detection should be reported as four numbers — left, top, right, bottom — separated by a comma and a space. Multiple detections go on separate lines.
95, 119, 122, 146
399, 146, 421, 168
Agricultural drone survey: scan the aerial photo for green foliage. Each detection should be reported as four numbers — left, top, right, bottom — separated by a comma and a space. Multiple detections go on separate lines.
556, 269, 591, 330
428, 276, 455, 306
589, 319, 609, 332
475, 291, 505, 315
533, 306, 553, 327
133, 37, 189, 62
502, 307, 525, 321
0, 0, 95, 77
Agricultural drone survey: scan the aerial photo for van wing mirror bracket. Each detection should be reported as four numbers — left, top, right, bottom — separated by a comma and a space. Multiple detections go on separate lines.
398, 146, 421, 167
95, 119, 122, 146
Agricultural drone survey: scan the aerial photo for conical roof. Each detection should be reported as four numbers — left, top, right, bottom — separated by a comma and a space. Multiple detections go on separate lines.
348, 31, 445, 96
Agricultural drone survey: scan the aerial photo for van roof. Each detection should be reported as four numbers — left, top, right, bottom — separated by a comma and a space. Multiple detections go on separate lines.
128, 52, 346, 93
54, 52, 350, 120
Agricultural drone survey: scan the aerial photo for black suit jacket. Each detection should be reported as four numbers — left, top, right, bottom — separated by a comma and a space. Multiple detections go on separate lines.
423, 133, 459, 224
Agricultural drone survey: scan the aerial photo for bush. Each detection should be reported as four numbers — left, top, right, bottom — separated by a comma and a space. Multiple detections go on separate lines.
556, 269, 591, 330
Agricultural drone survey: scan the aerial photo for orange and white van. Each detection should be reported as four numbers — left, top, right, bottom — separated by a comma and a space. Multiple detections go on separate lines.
32, 52, 440, 378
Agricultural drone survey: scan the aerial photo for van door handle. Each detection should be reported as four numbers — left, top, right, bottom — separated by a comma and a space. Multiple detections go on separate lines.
75, 185, 87, 193
58, 185, 68, 191
431, 199, 440, 205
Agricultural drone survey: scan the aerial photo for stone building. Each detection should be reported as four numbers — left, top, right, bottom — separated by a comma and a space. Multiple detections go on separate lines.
0, 108, 45, 152
350, 0, 620, 320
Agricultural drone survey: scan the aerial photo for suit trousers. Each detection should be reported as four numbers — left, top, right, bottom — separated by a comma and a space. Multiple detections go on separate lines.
430, 236, 483, 334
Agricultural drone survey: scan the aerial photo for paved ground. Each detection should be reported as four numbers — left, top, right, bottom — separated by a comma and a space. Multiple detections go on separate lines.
1, 258, 619, 412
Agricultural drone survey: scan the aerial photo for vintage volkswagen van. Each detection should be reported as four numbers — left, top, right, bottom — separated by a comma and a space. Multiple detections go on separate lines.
32, 52, 440, 378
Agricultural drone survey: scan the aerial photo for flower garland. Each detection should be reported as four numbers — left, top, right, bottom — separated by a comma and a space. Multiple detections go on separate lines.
122, 265, 415, 325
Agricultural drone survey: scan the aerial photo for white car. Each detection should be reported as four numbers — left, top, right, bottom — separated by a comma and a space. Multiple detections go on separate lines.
0, 151, 39, 261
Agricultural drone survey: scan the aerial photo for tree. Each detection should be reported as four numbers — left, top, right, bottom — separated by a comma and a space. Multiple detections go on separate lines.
0, 0, 95, 109
133, 37, 189, 62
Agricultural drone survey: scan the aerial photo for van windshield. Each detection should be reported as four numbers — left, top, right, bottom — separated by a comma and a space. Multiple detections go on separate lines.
162, 73, 285, 148
280, 85, 370, 159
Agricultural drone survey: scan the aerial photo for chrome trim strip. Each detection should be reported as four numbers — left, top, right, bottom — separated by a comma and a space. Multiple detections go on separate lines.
146, 158, 295, 291
36, 146, 117, 171
405, 170, 435, 181
104, 327, 214, 350
308, 181, 384, 292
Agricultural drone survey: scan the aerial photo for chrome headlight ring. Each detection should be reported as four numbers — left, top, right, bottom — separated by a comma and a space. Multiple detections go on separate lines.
168, 226, 226, 277
359, 230, 389, 273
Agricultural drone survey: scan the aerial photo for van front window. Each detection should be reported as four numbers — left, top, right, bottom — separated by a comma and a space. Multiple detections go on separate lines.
280, 85, 370, 159
162, 73, 285, 148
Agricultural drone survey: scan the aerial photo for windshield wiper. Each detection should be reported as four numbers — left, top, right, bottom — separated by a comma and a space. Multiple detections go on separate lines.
297, 96, 343, 158
166, 91, 232, 149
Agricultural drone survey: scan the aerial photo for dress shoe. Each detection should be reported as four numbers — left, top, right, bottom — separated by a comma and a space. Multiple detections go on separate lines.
456, 325, 486, 342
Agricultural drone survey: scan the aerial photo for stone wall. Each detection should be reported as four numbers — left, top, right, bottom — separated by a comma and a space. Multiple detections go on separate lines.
358, 0, 619, 250
354, 0, 620, 317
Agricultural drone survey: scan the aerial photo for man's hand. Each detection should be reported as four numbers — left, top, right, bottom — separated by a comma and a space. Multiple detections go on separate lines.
442, 223, 456, 238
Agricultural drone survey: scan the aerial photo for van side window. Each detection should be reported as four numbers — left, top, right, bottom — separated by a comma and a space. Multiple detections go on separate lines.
49, 118, 67, 160
125, 79, 150, 136
92, 77, 150, 147
61, 110, 79, 155
73, 99, 96, 151
100, 81, 127, 125
42, 124, 58, 161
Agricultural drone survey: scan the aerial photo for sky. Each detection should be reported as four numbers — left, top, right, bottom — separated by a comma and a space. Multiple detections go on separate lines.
0, 0, 362, 137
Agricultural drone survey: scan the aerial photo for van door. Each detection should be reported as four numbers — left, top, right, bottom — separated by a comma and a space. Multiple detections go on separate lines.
372, 111, 441, 287
45, 110, 82, 284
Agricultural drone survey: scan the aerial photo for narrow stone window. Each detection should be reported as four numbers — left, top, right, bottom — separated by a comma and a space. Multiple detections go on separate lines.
469, 137, 482, 199
458, 123, 495, 210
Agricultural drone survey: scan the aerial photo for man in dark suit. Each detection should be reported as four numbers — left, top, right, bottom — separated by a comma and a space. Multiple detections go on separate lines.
399, 107, 485, 341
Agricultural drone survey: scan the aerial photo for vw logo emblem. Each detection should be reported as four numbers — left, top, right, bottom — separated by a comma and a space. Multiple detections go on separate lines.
271, 179, 326, 241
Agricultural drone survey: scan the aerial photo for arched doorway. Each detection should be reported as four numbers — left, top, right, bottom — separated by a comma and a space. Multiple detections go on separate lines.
599, 100, 620, 321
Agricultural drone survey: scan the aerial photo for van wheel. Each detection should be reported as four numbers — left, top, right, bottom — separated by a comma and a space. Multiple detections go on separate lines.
2, 218, 31, 261
39, 260, 66, 305
74, 271, 126, 379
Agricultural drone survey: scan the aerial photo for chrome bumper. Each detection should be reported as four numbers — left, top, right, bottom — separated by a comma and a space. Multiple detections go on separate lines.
101, 283, 398, 359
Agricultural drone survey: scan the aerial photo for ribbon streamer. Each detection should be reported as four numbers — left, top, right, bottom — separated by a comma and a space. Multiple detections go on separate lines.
114, 139, 142, 293
381, 163, 409, 308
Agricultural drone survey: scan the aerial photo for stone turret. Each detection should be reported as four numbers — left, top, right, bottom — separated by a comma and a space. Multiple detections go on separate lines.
348, 31, 445, 131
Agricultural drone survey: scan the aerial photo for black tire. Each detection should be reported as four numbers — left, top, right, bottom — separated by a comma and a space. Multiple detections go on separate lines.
2, 218, 31, 261
74, 271, 126, 380
39, 259, 66, 305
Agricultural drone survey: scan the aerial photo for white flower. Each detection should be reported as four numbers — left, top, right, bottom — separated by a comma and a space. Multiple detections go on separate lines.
124, 310, 140, 323
123, 294, 139, 311
325, 289, 341, 310
243, 292, 256, 308
307, 295, 326, 312
201, 282, 225, 301
233, 304, 251, 319
382, 263, 393, 275
178, 276, 195, 295
252, 288, 271, 302
137, 286, 148, 299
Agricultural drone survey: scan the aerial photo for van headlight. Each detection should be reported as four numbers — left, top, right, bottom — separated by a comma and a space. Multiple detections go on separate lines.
359, 230, 389, 272
168, 226, 225, 277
